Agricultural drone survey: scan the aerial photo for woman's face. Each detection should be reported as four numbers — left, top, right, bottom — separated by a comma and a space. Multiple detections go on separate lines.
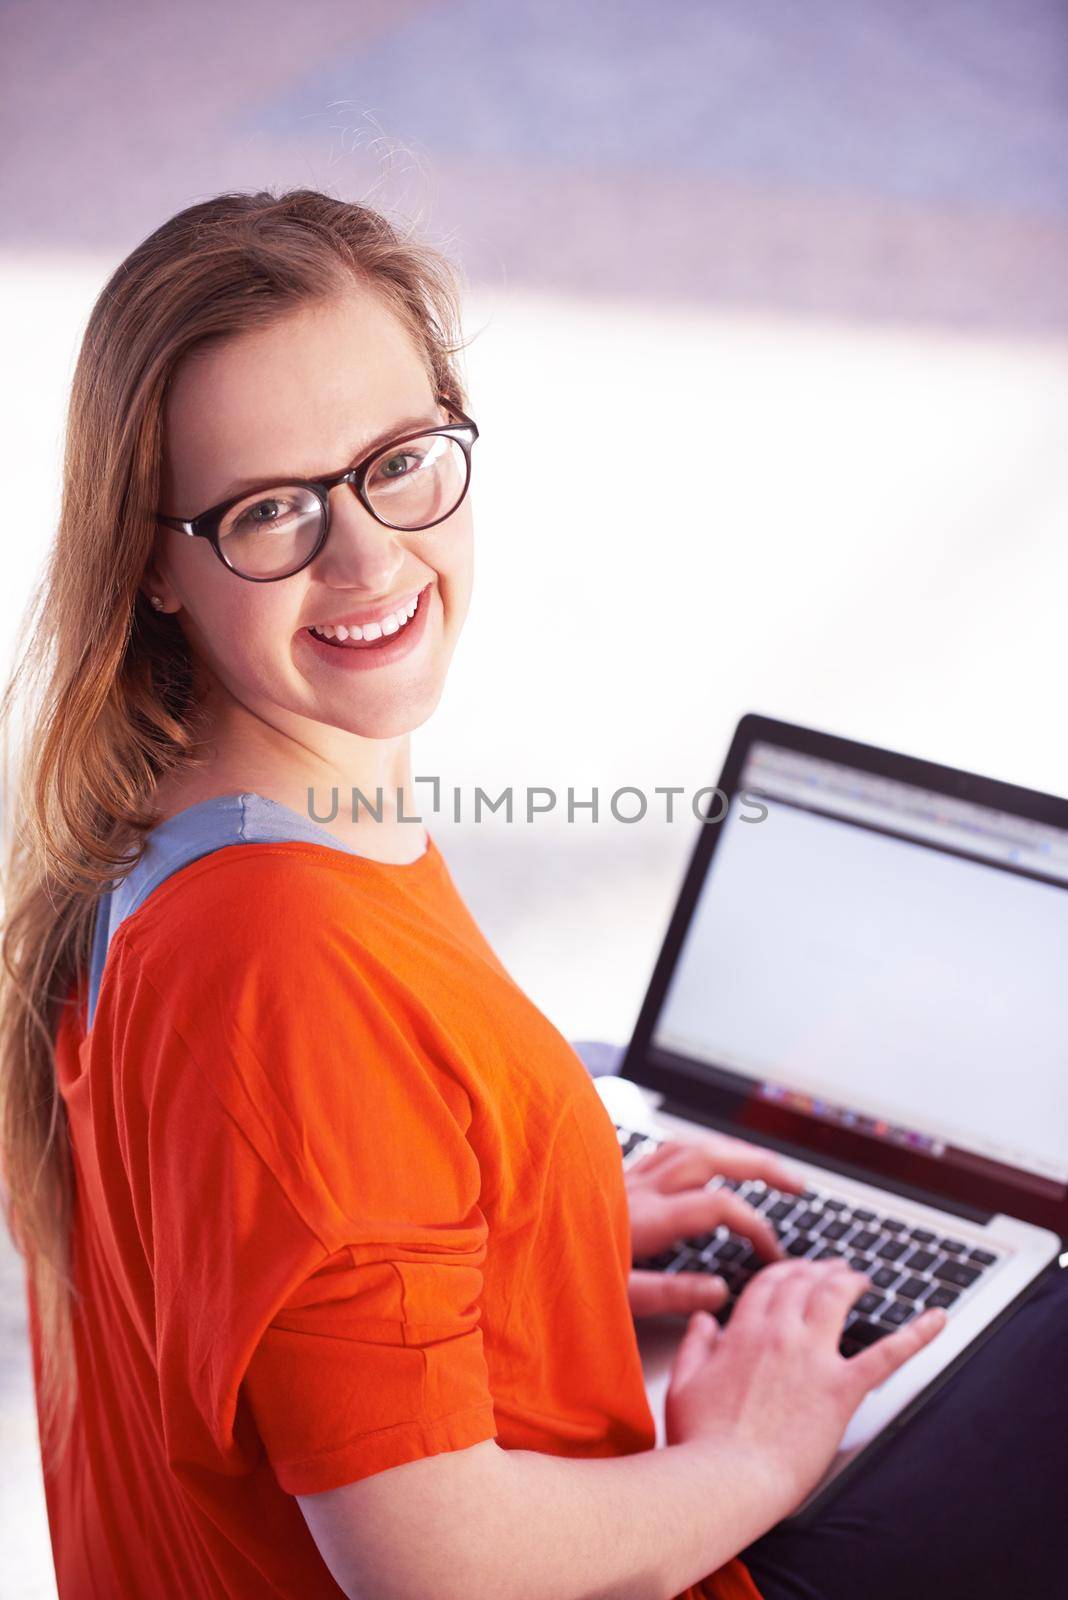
149, 286, 474, 744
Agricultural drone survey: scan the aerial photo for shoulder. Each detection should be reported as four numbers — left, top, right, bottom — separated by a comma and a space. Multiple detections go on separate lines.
113, 840, 402, 1008
110, 839, 416, 1055
127, 838, 360, 942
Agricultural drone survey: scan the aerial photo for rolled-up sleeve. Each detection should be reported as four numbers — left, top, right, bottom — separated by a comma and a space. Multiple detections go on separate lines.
244, 1244, 498, 1495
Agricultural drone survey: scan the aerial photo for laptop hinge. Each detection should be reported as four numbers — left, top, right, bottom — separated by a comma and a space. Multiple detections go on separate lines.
657, 1095, 996, 1227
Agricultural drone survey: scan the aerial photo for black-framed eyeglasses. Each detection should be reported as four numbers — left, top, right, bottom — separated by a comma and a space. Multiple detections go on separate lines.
154, 397, 479, 582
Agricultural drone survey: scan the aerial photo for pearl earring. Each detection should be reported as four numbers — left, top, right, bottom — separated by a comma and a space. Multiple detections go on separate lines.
150, 595, 164, 610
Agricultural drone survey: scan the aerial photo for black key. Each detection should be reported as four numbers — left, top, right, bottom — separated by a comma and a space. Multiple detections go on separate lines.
766, 1199, 796, 1223
850, 1317, 891, 1347
786, 1234, 815, 1256
871, 1266, 900, 1289
933, 1259, 981, 1289
795, 1209, 822, 1232
897, 1276, 929, 1301
851, 1229, 880, 1252
905, 1249, 937, 1273
940, 1237, 966, 1254
820, 1220, 850, 1241
850, 1253, 875, 1272
854, 1290, 884, 1315
910, 1227, 936, 1244
853, 1207, 877, 1222
718, 1178, 741, 1192
877, 1239, 908, 1261
926, 1285, 960, 1311
882, 1218, 908, 1233
716, 1240, 744, 1262
815, 1245, 846, 1260
970, 1248, 998, 1266
667, 1247, 705, 1272
800, 1188, 818, 1202
882, 1299, 915, 1326
822, 1198, 848, 1212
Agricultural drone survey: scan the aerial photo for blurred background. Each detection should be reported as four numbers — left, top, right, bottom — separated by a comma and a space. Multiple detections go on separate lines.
2, 1, 1067, 1592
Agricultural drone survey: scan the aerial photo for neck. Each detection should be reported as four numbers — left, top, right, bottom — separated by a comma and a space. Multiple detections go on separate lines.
157, 686, 430, 865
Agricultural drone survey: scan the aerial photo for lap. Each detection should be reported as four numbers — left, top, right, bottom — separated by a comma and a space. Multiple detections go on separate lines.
739, 1263, 1068, 1600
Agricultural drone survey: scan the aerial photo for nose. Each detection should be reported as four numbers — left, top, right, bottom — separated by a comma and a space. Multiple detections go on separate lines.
316, 480, 406, 593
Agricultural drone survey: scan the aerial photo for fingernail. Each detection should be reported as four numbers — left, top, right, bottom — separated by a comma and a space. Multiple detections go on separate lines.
709, 1275, 728, 1294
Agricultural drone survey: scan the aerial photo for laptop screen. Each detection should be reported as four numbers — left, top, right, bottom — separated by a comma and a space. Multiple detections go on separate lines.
651, 738, 1068, 1216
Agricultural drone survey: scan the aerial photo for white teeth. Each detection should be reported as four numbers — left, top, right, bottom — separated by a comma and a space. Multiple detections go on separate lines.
309, 591, 422, 644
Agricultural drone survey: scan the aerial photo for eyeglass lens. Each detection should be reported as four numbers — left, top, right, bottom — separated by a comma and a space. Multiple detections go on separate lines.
216, 433, 469, 579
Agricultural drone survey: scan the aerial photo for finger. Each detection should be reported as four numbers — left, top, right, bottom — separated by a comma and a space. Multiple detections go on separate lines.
628, 1133, 806, 1197
712, 1192, 785, 1261
629, 1269, 730, 1320
701, 1142, 808, 1194
849, 1305, 948, 1393
660, 1189, 784, 1263
626, 1139, 690, 1178
803, 1264, 872, 1333
642, 1145, 732, 1193
654, 1127, 807, 1193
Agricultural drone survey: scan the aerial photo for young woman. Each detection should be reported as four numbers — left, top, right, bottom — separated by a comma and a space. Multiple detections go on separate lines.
1, 189, 1064, 1600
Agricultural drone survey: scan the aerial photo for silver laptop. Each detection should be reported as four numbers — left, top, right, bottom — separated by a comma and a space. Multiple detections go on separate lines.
595, 713, 1066, 1520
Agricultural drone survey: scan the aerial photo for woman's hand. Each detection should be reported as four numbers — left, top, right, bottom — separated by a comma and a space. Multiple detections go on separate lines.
664, 1259, 947, 1514
624, 1132, 807, 1320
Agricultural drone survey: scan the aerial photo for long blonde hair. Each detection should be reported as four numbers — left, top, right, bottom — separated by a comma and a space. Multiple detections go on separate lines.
0, 187, 472, 1446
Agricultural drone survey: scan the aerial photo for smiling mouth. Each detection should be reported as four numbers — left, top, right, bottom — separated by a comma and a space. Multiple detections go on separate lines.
305, 586, 428, 649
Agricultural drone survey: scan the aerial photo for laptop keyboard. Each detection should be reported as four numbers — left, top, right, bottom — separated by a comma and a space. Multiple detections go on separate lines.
617, 1125, 1003, 1357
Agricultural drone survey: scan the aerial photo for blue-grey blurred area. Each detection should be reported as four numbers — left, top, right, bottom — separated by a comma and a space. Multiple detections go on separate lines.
2, 6, 1068, 1596
2, 0, 1067, 331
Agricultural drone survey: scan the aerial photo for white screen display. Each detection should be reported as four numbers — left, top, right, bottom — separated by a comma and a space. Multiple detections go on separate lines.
655, 767, 1068, 1186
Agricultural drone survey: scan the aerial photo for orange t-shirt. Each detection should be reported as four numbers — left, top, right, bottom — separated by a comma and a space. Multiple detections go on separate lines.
34, 832, 762, 1600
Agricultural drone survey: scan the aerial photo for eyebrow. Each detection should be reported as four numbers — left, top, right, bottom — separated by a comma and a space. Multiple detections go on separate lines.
214, 409, 445, 503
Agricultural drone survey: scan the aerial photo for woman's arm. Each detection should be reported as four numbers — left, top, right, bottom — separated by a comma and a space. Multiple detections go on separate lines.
298, 1431, 790, 1600
298, 1259, 947, 1600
